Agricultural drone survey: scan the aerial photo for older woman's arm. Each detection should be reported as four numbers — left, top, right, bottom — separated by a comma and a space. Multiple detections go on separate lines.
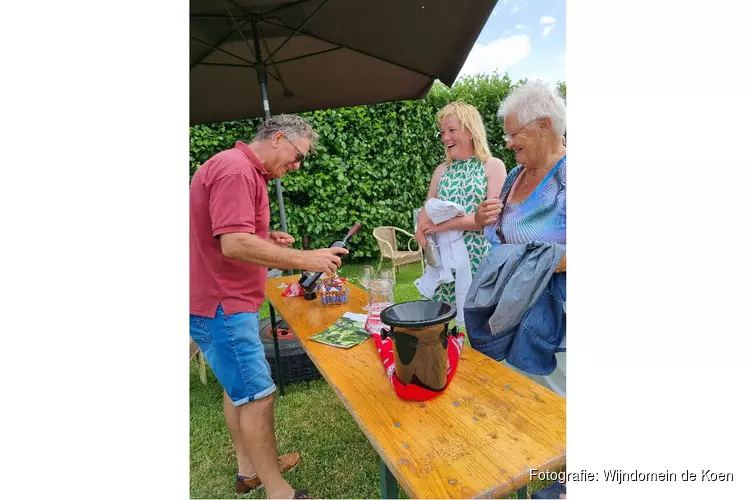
555, 252, 566, 273
425, 158, 507, 234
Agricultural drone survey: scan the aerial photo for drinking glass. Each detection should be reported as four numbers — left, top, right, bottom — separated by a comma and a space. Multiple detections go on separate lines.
366, 276, 396, 333
379, 268, 396, 284
358, 265, 375, 311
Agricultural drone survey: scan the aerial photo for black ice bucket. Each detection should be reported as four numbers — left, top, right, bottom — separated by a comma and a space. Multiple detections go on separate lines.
379, 300, 458, 392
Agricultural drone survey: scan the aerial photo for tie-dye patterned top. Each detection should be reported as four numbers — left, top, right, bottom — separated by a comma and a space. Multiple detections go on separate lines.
484, 156, 566, 246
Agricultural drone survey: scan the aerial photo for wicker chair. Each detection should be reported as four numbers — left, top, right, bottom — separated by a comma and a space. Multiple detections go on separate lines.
373, 226, 424, 274
190, 339, 208, 384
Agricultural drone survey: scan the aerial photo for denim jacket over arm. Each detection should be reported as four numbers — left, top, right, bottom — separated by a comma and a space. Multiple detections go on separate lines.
463, 241, 566, 376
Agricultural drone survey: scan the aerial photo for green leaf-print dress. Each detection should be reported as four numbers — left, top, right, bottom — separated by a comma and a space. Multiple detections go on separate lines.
431, 157, 490, 305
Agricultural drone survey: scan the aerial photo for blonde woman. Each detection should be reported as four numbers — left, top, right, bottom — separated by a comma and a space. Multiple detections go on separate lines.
415, 101, 506, 315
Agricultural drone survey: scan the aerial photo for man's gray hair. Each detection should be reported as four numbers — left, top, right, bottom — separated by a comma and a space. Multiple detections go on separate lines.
497, 81, 566, 136
254, 114, 319, 152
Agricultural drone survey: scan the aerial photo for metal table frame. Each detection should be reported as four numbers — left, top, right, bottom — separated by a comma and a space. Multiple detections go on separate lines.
269, 303, 285, 396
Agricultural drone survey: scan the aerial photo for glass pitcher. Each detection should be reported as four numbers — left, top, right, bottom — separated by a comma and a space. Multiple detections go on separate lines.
365, 276, 395, 335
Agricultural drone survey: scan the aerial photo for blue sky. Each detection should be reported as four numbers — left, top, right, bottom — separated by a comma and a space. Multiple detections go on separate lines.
458, 0, 566, 84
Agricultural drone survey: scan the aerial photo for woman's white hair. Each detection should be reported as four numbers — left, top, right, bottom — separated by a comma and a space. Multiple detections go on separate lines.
497, 81, 566, 136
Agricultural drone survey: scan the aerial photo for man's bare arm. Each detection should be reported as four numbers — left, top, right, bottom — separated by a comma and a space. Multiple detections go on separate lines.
220, 232, 347, 275
220, 232, 303, 268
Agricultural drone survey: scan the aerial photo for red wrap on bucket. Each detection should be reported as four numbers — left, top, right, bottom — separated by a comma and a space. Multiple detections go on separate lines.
371, 330, 464, 401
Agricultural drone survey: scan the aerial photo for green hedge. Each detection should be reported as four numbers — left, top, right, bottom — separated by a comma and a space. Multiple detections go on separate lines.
190, 73, 565, 260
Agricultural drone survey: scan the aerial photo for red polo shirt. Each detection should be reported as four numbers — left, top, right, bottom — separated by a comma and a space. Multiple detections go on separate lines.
190, 142, 271, 317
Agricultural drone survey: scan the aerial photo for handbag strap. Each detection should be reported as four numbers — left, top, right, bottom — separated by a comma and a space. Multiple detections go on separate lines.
495, 171, 519, 244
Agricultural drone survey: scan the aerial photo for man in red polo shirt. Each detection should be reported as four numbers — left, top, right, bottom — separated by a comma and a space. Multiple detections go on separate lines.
190, 115, 346, 499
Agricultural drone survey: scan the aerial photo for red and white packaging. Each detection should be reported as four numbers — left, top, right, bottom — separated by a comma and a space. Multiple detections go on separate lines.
281, 282, 304, 297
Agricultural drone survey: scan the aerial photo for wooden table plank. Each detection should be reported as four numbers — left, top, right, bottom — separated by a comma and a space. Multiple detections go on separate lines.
266, 275, 566, 499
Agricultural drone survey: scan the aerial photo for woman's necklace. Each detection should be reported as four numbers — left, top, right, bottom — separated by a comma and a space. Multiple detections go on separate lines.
523, 149, 565, 192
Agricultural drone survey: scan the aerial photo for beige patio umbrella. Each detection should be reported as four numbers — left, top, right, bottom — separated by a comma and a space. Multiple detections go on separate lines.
190, 0, 498, 231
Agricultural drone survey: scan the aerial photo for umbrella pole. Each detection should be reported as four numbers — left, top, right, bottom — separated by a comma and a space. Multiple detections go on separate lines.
252, 16, 289, 234
252, 17, 289, 393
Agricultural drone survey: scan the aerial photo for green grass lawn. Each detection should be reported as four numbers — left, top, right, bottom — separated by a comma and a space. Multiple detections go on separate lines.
191, 261, 557, 498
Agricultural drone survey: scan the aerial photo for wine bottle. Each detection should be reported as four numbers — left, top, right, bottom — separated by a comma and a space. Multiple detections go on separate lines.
298, 222, 361, 291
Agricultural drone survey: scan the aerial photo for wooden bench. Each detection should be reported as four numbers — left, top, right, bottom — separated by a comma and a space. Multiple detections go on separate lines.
265, 275, 566, 498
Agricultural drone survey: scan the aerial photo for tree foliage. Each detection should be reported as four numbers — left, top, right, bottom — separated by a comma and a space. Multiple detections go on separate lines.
190, 73, 565, 260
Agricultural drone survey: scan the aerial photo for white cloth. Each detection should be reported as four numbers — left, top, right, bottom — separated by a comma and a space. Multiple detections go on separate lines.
414, 199, 472, 327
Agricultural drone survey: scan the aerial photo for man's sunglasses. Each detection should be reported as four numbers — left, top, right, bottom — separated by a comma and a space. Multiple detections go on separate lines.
282, 135, 306, 164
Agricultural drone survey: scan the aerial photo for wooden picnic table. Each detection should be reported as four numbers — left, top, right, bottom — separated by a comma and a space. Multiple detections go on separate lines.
265, 275, 566, 499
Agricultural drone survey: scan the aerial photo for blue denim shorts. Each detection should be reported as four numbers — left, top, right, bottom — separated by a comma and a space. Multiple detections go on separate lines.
190, 304, 276, 406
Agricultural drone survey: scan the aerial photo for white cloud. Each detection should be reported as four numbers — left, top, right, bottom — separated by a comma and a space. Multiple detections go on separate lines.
515, 24, 525, 29
540, 15, 556, 37
504, 0, 527, 15
458, 35, 531, 77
